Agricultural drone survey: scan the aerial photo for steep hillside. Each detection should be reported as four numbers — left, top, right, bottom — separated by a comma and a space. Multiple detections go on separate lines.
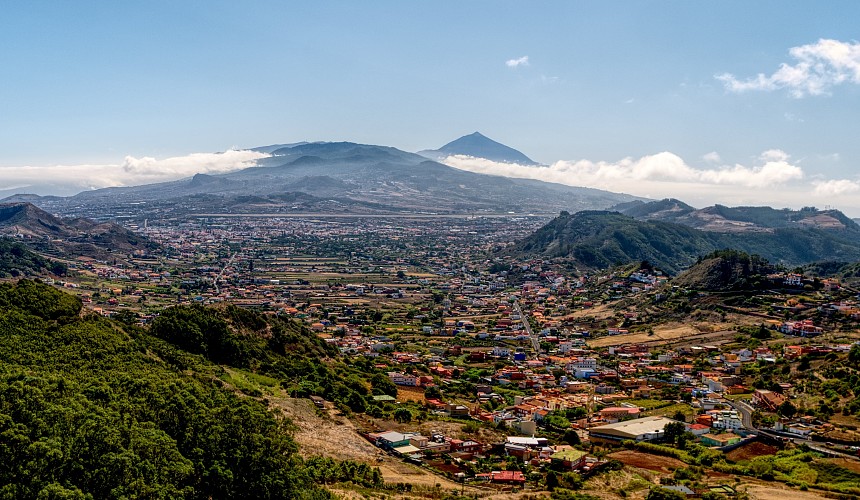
836, 262, 860, 286
0, 237, 67, 277
0, 280, 378, 499
617, 199, 860, 234
511, 211, 720, 274
0, 202, 158, 258
510, 211, 860, 274
616, 198, 695, 220
0, 201, 72, 237
419, 131, 538, 164
805, 261, 860, 287
673, 250, 774, 291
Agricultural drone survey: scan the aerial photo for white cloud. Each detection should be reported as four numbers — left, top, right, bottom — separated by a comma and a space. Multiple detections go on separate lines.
442, 150, 802, 191
813, 179, 860, 196
759, 149, 790, 162
0, 149, 269, 194
702, 152, 721, 164
505, 56, 529, 68
440, 152, 860, 215
716, 38, 860, 97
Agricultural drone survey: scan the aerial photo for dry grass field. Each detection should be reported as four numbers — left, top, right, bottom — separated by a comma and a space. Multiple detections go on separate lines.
607, 450, 686, 474
396, 385, 427, 403
744, 484, 829, 500
588, 323, 740, 348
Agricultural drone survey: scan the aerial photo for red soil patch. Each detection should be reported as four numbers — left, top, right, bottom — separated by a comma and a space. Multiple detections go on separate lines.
725, 441, 779, 463
608, 450, 686, 474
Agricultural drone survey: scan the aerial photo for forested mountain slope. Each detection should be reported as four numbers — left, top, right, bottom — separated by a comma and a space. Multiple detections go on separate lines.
0, 280, 378, 499
510, 211, 860, 274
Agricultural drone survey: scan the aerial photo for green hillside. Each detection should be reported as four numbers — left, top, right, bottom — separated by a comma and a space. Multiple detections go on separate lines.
510, 211, 860, 274
673, 249, 774, 291
0, 237, 66, 277
0, 280, 377, 499
510, 211, 722, 274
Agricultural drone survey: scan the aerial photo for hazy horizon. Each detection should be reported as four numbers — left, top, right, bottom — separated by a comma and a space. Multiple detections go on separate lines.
2, 2, 859, 215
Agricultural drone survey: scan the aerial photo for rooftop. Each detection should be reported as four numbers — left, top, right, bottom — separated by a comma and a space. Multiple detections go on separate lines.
551, 449, 587, 461
589, 416, 677, 439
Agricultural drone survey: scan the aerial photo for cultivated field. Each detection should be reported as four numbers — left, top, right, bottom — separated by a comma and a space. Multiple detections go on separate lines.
588, 324, 733, 348
744, 484, 829, 500
725, 441, 779, 462
607, 450, 686, 474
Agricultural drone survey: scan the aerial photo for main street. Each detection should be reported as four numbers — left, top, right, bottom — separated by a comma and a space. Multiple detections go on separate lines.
513, 301, 541, 357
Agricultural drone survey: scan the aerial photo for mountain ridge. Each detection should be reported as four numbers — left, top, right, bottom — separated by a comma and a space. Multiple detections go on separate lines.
615, 198, 860, 233
0, 202, 159, 259
509, 209, 860, 274
4, 141, 642, 220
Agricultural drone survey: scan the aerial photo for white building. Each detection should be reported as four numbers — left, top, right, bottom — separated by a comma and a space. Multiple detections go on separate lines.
493, 346, 511, 358
565, 357, 597, 374
711, 410, 743, 431
388, 372, 418, 386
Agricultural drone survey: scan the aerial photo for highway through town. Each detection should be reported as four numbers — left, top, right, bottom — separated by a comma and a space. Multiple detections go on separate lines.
513, 301, 541, 357
214, 252, 237, 295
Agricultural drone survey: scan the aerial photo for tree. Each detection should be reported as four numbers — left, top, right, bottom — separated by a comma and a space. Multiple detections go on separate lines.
563, 429, 581, 446
424, 385, 442, 400
546, 470, 560, 491
663, 422, 685, 446
672, 410, 687, 422
646, 487, 686, 500
565, 407, 587, 420
393, 408, 413, 423
849, 344, 860, 369
777, 400, 797, 418
545, 413, 571, 432
370, 373, 398, 397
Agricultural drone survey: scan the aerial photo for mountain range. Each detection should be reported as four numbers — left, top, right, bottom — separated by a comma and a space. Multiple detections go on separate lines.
0, 202, 157, 260
509, 207, 860, 274
614, 198, 857, 233
4, 136, 640, 220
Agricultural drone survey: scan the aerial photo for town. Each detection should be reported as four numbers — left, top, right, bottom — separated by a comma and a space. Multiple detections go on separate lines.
24, 212, 860, 499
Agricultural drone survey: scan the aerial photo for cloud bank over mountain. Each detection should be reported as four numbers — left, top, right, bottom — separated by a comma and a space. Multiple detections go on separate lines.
441, 151, 860, 215
0, 150, 269, 195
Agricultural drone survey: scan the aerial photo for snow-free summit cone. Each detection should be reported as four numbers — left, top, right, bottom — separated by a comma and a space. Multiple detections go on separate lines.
422, 132, 538, 165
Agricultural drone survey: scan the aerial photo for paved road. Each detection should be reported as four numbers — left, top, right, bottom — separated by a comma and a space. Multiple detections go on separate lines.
756, 429, 858, 458
513, 301, 541, 357
725, 399, 755, 429
214, 252, 237, 295
725, 398, 859, 460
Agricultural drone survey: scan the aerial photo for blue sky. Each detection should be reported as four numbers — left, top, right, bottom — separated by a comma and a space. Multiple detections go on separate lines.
2, 2, 860, 214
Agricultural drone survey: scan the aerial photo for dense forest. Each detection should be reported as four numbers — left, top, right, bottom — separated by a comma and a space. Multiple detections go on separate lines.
0, 280, 380, 499
0, 238, 67, 278
673, 250, 775, 291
